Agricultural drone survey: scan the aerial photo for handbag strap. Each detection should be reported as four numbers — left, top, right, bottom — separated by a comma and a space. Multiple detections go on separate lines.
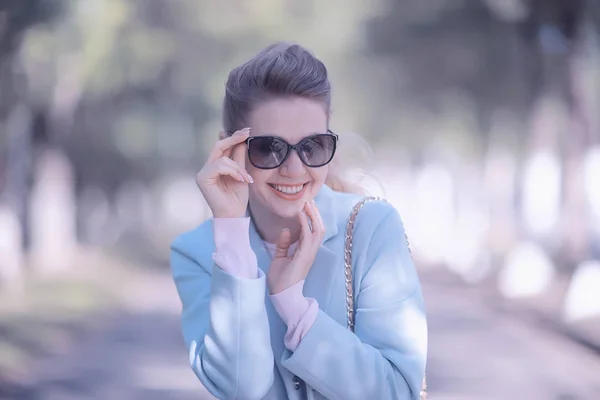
344, 196, 385, 331
344, 196, 428, 399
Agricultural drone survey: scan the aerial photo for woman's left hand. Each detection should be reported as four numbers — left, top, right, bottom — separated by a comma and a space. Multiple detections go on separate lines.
267, 200, 325, 295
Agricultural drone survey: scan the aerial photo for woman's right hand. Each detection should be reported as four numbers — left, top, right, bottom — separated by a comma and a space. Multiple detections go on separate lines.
196, 128, 254, 219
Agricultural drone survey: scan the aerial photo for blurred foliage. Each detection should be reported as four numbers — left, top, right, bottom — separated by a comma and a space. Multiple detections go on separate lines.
0, 0, 64, 54
364, 0, 599, 153
0, 0, 599, 194
0, 0, 391, 195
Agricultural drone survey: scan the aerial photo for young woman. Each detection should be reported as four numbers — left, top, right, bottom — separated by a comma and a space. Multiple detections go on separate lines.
171, 42, 428, 400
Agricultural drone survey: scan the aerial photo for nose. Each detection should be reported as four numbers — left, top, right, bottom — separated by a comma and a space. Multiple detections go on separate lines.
279, 151, 306, 177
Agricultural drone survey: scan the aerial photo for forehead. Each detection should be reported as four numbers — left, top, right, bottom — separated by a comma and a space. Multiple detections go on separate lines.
248, 97, 328, 142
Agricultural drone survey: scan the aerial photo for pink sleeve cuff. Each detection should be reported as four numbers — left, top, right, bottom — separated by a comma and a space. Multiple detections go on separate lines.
270, 280, 318, 351
212, 217, 258, 279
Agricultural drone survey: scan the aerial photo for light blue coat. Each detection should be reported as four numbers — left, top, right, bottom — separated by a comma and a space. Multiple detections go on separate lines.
170, 185, 428, 400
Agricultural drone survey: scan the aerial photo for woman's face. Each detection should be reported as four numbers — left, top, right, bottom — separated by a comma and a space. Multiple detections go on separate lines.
246, 97, 331, 219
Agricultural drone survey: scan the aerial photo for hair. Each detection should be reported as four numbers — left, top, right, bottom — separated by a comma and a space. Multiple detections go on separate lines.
222, 42, 365, 195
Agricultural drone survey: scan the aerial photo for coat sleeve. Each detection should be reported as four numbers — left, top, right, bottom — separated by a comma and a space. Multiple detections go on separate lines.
170, 234, 274, 400
280, 206, 428, 400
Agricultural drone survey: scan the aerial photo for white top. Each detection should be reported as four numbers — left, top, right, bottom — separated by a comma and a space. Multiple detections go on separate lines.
262, 240, 298, 258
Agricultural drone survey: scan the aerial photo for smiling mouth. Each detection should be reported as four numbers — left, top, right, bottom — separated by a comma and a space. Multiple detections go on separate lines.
268, 183, 307, 194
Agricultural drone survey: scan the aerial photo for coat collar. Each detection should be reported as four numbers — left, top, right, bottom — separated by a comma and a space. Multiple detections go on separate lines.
313, 184, 339, 243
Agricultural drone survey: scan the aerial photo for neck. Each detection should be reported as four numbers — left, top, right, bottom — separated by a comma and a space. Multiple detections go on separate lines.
248, 199, 301, 244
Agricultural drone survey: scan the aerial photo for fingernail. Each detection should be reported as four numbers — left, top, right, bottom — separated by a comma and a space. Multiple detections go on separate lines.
247, 175, 254, 183
238, 173, 245, 182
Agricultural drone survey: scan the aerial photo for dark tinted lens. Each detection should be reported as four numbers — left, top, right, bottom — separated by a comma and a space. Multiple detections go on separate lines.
248, 137, 289, 168
298, 135, 336, 166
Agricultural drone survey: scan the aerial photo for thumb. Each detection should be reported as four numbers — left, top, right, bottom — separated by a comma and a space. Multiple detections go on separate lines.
274, 229, 292, 259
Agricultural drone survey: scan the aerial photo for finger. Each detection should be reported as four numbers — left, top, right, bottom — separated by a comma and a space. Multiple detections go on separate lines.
232, 142, 252, 182
207, 160, 246, 183
303, 201, 321, 237
274, 229, 292, 259
296, 207, 312, 253
218, 157, 253, 183
218, 128, 250, 160
225, 128, 250, 161
208, 128, 250, 162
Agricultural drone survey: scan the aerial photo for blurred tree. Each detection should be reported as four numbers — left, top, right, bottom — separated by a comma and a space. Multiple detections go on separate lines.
364, 0, 598, 263
5, 0, 596, 263
15, 0, 377, 177
363, 1, 530, 151
363, 0, 597, 145
518, 0, 592, 263
8, 0, 375, 246
0, 0, 64, 249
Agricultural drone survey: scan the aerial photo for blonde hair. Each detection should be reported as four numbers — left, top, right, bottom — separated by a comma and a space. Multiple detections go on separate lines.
325, 131, 378, 195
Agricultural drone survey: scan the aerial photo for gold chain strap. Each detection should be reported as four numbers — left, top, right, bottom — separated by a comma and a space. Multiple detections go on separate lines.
344, 196, 428, 399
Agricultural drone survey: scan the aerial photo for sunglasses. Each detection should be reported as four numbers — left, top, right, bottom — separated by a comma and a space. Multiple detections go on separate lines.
243, 130, 338, 170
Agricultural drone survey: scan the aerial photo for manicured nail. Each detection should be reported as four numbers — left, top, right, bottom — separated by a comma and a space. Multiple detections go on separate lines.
238, 173, 245, 182
247, 175, 254, 183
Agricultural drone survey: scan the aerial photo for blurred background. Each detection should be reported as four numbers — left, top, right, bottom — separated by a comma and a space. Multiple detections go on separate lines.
0, 0, 599, 399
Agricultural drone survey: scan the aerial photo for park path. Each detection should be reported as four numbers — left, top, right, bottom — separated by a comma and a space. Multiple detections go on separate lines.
3, 268, 599, 400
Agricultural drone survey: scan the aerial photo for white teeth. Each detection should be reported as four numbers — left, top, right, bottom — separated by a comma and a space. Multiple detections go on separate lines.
272, 184, 304, 194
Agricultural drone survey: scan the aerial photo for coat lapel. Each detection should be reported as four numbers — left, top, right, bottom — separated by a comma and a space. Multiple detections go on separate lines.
301, 185, 342, 310
302, 243, 340, 308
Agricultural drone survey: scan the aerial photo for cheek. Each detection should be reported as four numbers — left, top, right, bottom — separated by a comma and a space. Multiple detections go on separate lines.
247, 165, 272, 187
310, 166, 329, 186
